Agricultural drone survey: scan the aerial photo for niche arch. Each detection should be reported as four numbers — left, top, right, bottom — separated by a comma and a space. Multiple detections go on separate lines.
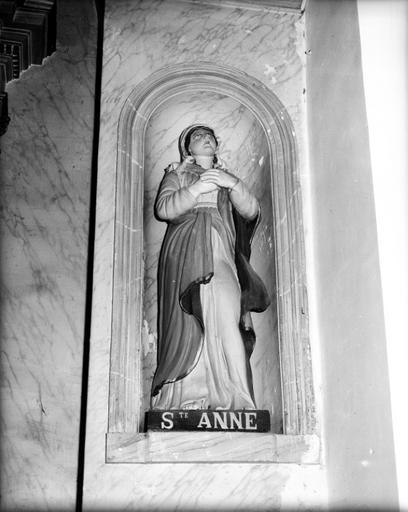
107, 62, 316, 461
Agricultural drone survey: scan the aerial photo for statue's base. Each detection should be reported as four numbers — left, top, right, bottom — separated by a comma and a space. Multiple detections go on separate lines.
146, 409, 270, 433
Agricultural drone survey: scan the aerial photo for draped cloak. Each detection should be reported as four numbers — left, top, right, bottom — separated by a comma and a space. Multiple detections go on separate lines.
151, 163, 270, 400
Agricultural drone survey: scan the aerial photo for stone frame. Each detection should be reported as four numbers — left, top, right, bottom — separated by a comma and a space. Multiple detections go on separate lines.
105, 62, 318, 463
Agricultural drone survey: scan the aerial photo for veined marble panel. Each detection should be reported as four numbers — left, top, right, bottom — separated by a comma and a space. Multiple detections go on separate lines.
107, 432, 320, 463
0, 0, 96, 508
100, 0, 305, 142
83, 0, 323, 509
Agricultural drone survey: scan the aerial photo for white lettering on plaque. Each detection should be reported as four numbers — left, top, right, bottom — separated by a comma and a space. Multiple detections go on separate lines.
160, 411, 174, 429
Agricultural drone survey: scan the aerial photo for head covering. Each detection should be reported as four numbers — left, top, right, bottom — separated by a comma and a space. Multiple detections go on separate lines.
178, 124, 218, 162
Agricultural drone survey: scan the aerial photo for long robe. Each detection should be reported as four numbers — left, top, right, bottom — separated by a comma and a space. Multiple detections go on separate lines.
151, 162, 270, 409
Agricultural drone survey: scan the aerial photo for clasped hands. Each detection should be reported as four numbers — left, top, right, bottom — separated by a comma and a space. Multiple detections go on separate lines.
189, 168, 239, 198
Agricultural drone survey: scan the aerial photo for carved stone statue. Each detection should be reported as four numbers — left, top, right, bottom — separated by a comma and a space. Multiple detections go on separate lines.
150, 124, 270, 411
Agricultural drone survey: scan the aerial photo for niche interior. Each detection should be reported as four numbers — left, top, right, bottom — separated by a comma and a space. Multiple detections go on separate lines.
106, 63, 318, 464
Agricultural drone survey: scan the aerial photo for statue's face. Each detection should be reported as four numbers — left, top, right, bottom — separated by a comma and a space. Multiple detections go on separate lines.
188, 128, 217, 157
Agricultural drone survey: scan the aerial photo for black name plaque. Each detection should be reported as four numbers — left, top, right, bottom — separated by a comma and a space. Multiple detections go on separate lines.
146, 409, 270, 433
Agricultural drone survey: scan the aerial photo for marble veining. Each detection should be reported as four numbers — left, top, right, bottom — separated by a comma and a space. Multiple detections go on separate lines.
101, 0, 303, 122
107, 431, 320, 463
83, 0, 324, 509
0, 0, 97, 508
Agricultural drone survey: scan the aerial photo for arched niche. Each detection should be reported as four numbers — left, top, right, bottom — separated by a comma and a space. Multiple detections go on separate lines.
107, 62, 317, 463
142, 91, 282, 431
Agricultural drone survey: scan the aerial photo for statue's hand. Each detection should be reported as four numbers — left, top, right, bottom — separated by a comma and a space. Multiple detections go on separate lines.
188, 175, 219, 198
200, 168, 239, 190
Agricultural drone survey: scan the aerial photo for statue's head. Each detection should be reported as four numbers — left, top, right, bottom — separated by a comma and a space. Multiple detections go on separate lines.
178, 124, 218, 163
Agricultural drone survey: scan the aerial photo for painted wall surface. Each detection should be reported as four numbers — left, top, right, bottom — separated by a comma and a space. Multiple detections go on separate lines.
305, 0, 399, 509
0, 0, 96, 509
83, 0, 325, 509
358, 1, 408, 507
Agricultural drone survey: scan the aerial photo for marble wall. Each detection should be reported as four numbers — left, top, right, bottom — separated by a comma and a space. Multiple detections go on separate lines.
0, 0, 96, 509
84, 0, 325, 509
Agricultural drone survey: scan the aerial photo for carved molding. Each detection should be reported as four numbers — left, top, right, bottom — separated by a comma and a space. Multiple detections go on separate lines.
177, 0, 306, 13
108, 62, 316, 455
0, 0, 56, 135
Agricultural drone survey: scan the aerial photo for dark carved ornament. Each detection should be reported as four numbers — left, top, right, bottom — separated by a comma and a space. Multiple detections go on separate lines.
0, 0, 56, 135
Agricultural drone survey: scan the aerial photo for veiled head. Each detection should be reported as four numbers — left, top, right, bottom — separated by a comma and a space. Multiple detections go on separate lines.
178, 124, 218, 162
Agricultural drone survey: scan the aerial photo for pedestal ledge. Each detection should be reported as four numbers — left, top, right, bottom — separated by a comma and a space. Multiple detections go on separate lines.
106, 432, 320, 464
